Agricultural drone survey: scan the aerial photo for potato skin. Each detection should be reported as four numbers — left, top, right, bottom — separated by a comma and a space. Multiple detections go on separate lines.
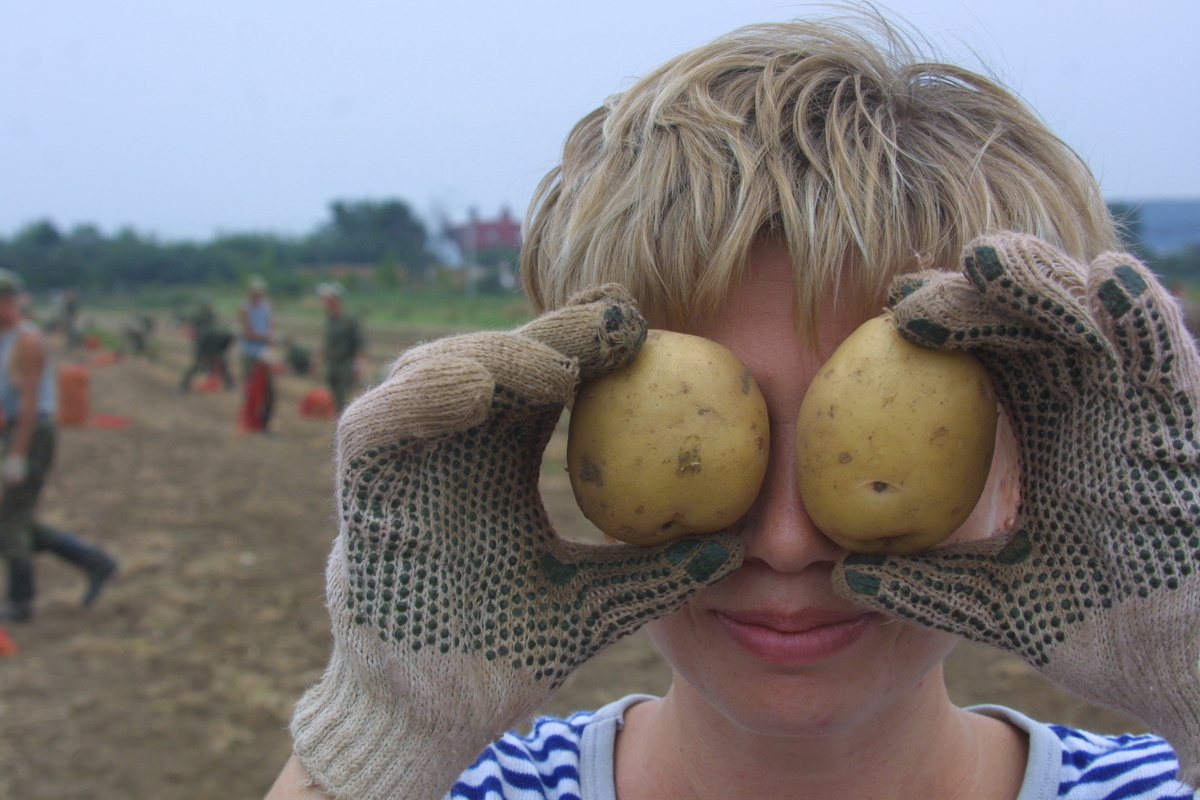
567, 330, 769, 546
795, 314, 997, 555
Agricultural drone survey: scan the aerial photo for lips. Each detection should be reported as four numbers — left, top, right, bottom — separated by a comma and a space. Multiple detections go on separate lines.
712, 607, 880, 665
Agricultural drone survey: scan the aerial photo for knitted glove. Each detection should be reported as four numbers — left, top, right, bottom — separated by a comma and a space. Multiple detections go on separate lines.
833, 233, 1200, 784
290, 285, 742, 800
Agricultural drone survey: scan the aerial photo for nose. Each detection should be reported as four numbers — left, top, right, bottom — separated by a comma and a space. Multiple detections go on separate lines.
739, 420, 848, 572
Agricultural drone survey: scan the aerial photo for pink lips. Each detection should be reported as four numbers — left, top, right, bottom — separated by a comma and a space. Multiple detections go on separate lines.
713, 608, 878, 665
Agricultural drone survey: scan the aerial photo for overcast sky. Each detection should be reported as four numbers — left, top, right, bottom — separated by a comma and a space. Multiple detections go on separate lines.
2, 0, 1197, 241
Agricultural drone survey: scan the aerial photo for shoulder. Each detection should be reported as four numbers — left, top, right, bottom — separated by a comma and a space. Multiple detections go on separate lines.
447, 710, 594, 800
971, 705, 1194, 799
13, 322, 46, 358
1050, 725, 1194, 799
16, 322, 43, 346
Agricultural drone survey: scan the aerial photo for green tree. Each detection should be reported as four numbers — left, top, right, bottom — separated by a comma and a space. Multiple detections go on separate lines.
306, 199, 430, 271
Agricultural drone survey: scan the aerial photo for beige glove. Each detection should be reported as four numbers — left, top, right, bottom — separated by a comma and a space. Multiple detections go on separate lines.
833, 233, 1200, 785
290, 285, 742, 800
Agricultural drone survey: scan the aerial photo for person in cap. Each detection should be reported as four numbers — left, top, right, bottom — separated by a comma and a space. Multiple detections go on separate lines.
0, 269, 117, 622
317, 282, 365, 413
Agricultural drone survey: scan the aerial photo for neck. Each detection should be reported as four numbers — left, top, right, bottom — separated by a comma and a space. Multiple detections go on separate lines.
616, 672, 1025, 800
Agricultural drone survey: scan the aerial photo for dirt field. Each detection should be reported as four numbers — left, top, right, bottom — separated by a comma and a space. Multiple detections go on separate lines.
0, 316, 1143, 800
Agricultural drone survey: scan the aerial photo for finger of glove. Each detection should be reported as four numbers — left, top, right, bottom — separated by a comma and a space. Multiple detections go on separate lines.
831, 531, 1045, 657
387, 326, 582, 408
1087, 251, 1200, 396
540, 531, 744, 660
336, 356, 497, 461
889, 269, 1080, 410
517, 283, 647, 383
892, 234, 1107, 358
888, 269, 1034, 351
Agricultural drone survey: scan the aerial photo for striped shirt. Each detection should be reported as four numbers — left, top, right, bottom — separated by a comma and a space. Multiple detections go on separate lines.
447, 696, 1196, 799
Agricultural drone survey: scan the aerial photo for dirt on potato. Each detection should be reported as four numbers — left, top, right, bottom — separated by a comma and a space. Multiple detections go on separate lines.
0, 317, 1141, 800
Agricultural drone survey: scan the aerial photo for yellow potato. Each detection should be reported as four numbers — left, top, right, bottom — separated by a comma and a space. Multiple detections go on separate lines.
567, 330, 769, 546
795, 313, 997, 555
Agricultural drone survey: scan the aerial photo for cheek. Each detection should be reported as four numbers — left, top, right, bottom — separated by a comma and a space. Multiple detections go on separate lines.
868, 618, 962, 699
643, 596, 726, 687
644, 602, 696, 661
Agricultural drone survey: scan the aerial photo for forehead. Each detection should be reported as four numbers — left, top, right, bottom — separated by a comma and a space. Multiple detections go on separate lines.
674, 240, 879, 354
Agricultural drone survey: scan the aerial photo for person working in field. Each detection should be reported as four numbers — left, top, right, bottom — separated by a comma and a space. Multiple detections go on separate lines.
0, 270, 117, 623
316, 282, 365, 414
269, 12, 1200, 799
180, 298, 234, 392
238, 276, 275, 433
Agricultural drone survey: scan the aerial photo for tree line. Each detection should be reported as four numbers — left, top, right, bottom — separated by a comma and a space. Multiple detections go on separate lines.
1109, 201, 1200, 287
0, 199, 434, 294
0, 199, 1195, 295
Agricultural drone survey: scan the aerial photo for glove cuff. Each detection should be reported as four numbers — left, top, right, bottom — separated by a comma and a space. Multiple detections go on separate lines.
1135, 658, 1200, 788
289, 648, 487, 800
1051, 610, 1200, 789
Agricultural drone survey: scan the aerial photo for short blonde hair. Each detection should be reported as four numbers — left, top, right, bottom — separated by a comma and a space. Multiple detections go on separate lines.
521, 13, 1119, 333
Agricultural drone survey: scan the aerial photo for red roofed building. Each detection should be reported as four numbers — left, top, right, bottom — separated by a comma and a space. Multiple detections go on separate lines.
441, 208, 523, 291
445, 207, 522, 254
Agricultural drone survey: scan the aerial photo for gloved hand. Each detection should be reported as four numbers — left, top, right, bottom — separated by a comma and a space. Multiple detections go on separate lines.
290, 285, 742, 800
832, 232, 1200, 784
2, 454, 28, 485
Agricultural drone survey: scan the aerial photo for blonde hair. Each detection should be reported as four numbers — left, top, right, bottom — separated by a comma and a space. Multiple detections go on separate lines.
521, 13, 1119, 333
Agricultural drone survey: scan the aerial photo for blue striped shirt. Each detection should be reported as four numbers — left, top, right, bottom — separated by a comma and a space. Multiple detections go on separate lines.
447, 697, 1196, 799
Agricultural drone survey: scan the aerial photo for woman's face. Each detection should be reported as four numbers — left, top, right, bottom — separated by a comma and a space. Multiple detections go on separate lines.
645, 240, 1019, 737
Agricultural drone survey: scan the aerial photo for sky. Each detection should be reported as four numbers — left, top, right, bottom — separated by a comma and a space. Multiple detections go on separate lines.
1, 0, 1197, 242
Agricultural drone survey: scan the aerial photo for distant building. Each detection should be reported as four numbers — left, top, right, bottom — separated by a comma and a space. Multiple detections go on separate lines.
440, 208, 523, 291
445, 208, 522, 253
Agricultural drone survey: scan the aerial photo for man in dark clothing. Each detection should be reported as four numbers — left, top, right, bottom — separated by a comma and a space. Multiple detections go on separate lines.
179, 299, 234, 392
318, 282, 365, 413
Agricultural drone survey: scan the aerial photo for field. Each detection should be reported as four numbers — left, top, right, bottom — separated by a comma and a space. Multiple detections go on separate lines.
0, 305, 1143, 799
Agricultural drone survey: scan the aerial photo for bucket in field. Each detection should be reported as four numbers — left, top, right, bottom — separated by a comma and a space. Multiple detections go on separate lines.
299, 386, 337, 419
196, 373, 222, 393
0, 625, 16, 657
57, 364, 90, 426
90, 351, 120, 367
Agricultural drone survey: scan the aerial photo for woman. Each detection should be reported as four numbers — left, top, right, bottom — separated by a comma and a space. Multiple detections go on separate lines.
270, 13, 1199, 799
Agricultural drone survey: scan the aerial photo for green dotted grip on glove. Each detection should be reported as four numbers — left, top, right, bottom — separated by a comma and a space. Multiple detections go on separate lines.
832, 232, 1200, 786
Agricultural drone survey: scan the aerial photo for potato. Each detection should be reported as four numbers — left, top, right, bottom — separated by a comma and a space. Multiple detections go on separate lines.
567, 330, 769, 546
795, 313, 997, 555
